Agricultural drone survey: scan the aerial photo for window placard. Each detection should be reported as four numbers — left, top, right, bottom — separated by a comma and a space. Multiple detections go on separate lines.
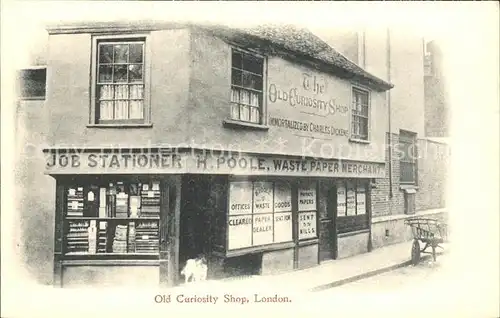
253, 182, 273, 214
273, 212, 292, 243
298, 186, 316, 211
337, 185, 346, 216
252, 214, 273, 246
228, 215, 253, 250
274, 182, 292, 212
298, 211, 317, 240
229, 181, 253, 215
346, 183, 356, 216
356, 185, 366, 215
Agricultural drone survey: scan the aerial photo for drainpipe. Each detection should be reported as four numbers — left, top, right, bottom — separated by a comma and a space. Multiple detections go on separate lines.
387, 28, 393, 198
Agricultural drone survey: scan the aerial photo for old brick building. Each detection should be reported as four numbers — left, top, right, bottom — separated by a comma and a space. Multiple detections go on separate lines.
15, 22, 448, 287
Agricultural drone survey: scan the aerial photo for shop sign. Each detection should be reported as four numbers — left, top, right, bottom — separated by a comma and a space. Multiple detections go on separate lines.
298, 186, 316, 211
194, 154, 385, 179
337, 185, 347, 217
273, 212, 292, 243
45, 150, 385, 179
346, 183, 356, 216
356, 186, 366, 215
252, 214, 273, 246
253, 182, 273, 214
228, 182, 253, 215
228, 215, 252, 250
298, 211, 316, 240
273, 182, 292, 212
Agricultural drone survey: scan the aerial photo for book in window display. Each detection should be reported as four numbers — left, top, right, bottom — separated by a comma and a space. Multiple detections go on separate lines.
115, 182, 129, 218
135, 221, 159, 254
67, 186, 84, 217
66, 221, 89, 254
127, 221, 136, 253
112, 224, 128, 253
88, 220, 97, 254
140, 182, 160, 218
97, 221, 108, 253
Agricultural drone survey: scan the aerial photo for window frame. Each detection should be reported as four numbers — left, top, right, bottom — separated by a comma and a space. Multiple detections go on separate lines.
349, 85, 371, 143
227, 47, 268, 128
90, 34, 152, 126
399, 130, 418, 185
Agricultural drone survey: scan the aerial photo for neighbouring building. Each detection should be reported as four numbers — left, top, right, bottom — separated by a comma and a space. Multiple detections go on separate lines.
15, 21, 448, 287
314, 27, 449, 249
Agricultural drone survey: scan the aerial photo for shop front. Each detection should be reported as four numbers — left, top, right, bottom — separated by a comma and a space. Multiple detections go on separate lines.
45, 148, 384, 286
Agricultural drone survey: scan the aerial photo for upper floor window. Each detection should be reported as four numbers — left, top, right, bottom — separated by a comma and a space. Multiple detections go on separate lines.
399, 130, 418, 184
18, 68, 46, 100
92, 36, 149, 125
351, 87, 370, 141
230, 49, 264, 124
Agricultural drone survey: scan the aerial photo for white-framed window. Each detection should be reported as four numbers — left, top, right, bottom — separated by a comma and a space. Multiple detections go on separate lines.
351, 87, 370, 141
230, 48, 265, 124
91, 35, 150, 125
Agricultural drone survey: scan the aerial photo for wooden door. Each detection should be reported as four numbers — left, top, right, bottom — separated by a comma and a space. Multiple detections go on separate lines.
319, 184, 337, 262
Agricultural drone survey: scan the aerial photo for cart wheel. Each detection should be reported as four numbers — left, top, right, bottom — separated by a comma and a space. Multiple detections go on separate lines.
411, 239, 421, 265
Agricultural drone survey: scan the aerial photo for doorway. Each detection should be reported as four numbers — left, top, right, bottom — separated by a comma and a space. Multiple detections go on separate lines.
178, 175, 211, 281
319, 184, 337, 262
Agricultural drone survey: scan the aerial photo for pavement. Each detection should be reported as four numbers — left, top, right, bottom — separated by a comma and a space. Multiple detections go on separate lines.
172, 239, 448, 293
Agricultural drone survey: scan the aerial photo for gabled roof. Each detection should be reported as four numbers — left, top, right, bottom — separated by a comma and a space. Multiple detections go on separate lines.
47, 21, 393, 91
198, 24, 393, 91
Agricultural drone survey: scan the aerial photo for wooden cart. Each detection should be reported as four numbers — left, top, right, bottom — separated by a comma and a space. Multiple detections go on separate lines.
404, 217, 448, 265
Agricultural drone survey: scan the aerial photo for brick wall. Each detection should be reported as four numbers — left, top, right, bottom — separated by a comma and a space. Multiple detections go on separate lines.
416, 139, 449, 210
371, 133, 405, 217
371, 134, 448, 218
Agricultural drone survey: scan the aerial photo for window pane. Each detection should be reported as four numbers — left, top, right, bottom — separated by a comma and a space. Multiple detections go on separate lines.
231, 88, 240, 103
231, 69, 242, 86
129, 44, 143, 63
360, 118, 368, 137
250, 107, 260, 123
360, 92, 369, 105
113, 44, 129, 63
242, 54, 263, 74
240, 90, 250, 105
99, 85, 114, 100
129, 64, 143, 82
100, 101, 114, 120
129, 85, 144, 99
232, 51, 242, 68
113, 65, 128, 83
99, 44, 113, 64
249, 92, 260, 107
129, 101, 144, 119
242, 72, 262, 90
361, 105, 369, 116
98, 65, 113, 83
115, 100, 128, 119
230, 103, 240, 120
114, 85, 129, 100
240, 105, 250, 121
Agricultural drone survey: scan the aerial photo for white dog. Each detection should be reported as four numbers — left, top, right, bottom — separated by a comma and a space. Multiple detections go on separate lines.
180, 255, 208, 284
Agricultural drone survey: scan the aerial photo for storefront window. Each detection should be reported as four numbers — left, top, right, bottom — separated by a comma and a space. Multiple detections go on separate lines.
227, 181, 293, 250
336, 180, 368, 233
64, 180, 160, 256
